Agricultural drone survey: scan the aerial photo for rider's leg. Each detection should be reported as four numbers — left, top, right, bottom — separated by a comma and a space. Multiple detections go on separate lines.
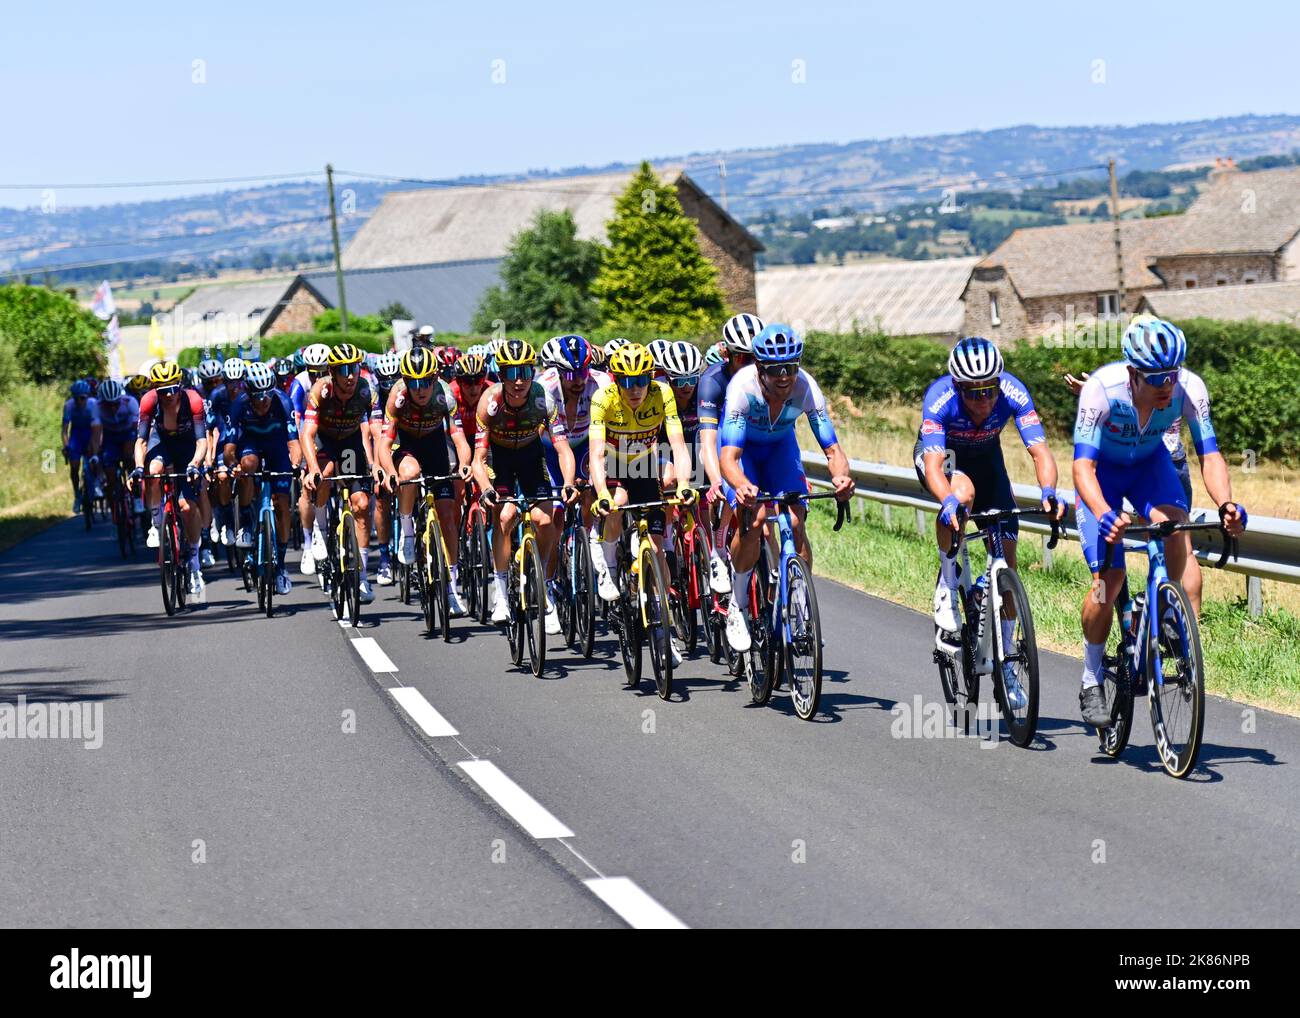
1149, 503, 1198, 612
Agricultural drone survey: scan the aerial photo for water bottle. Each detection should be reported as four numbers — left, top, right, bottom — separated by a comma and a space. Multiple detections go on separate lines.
973, 574, 988, 637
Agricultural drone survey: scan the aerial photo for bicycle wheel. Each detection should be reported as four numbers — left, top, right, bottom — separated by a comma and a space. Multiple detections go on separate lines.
667, 540, 693, 657
1098, 648, 1135, 758
619, 585, 643, 688
641, 544, 673, 699
416, 526, 433, 634
342, 518, 361, 627
172, 520, 189, 611
685, 535, 711, 657
522, 536, 546, 676
746, 551, 776, 705
474, 516, 492, 626
784, 555, 824, 721
572, 530, 596, 659
428, 511, 452, 643
992, 568, 1039, 747
260, 511, 277, 618
159, 509, 177, 617
82, 480, 93, 531
1147, 579, 1205, 778
507, 562, 526, 667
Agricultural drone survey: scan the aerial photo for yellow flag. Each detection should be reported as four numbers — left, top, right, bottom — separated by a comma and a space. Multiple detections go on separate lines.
148, 315, 166, 360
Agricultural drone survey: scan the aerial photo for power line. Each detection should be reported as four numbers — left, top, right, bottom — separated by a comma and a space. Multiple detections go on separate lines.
0, 171, 323, 191
12, 213, 333, 258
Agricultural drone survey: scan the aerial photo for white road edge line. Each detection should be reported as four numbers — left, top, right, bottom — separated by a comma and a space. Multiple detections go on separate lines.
350, 636, 398, 674
457, 760, 574, 839
584, 877, 688, 930
389, 687, 459, 738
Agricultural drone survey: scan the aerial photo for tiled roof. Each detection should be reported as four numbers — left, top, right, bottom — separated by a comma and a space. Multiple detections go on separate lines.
1139, 279, 1300, 324
300, 259, 503, 334
757, 256, 979, 337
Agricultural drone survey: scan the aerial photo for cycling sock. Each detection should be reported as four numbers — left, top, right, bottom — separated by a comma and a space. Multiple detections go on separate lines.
378, 544, 390, 565
1081, 641, 1105, 688
939, 551, 959, 587
1001, 618, 1015, 653
314, 505, 328, 529
733, 569, 753, 611
400, 513, 415, 538
152, 505, 164, 529
448, 563, 459, 587
189, 546, 201, 569
239, 505, 254, 531
494, 571, 508, 600
359, 547, 369, 574
277, 542, 287, 569
601, 540, 618, 573
663, 527, 675, 554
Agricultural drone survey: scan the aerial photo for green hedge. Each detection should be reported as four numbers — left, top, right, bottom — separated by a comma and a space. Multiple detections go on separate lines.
176, 332, 393, 368
0, 283, 106, 390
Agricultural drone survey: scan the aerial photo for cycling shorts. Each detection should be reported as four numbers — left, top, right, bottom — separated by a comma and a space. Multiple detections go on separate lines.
1075, 445, 1188, 574
913, 439, 1019, 541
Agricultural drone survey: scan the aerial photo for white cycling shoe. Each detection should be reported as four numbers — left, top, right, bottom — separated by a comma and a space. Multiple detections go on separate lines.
376, 563, 394, 586
300, 547, 316, 576
593, 556, 619, 602
398, 535, 416, 565
670, 638, 683, 667
275, 570, 292, 596
1001, 661, 1028, 712
359, 578, 375, 605
146, 525, 160, 549
201, 548, 216, 568
933, 581, 961, 633
544, 600, 562, 636
491, 596, 511, 624
236, 527, 253, 548
725, 601, 752, 652
447, 586, 467, 617
188, 568, 205, 597
310, 526, 327, 561
220, 524, 235, 547
708, 551, 731, 594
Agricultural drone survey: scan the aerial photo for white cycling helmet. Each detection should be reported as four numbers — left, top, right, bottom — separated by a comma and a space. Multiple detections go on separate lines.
722, 313, 765, 353
98, 378, 125, 401
948, 336, 1004, 384
245, 361, 277, 392
538, 337, 567, 370
373, 351, 401, 380
198, 358, 223, 380
662, 341, 704, 379
302, 343, 331, 370
602, 337, 629, 358
647, 339, 672, 371
222, 358, 247, 381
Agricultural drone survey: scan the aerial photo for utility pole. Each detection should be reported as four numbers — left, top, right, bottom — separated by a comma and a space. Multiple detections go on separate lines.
1108, 159, 1125, 317
719, 157, 728, 212
326, 163, 350, 332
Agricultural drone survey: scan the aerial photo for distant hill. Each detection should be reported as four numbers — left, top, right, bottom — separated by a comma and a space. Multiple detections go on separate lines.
4, 112, 1298, 280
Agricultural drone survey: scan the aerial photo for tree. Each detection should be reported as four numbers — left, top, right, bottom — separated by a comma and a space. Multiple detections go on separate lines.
377, 300, 413, 323
592, 162, 728, 336
0, 283, 105, 386
472, 209, 601, 333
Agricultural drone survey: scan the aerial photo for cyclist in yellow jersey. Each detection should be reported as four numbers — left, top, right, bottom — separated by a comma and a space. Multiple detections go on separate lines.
589, 344, 696, 651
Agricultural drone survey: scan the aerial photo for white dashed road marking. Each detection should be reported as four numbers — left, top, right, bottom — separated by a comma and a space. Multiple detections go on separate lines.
350, 636, 398, 674
389, 686, 459, 737
584, 877, 687, 930
458, 760, 575, 839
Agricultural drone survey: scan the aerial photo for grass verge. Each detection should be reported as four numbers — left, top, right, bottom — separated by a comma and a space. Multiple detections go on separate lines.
0, 384, 73, 553
806, 496, 1300, 717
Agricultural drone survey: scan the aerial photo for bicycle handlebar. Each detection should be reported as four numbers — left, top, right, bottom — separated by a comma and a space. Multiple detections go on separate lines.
943, 499, 1061, 560
739, 489, 851, 534
1099, 518, 1238, 572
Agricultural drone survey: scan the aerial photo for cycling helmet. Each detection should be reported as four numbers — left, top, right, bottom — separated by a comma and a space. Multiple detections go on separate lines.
495, 338, 536, 368
538, 337, 566, 370
150, 361, 184, 387
588, 345, 608, 370
704, 342, 725, 365
722, 313, 765, 353
328, 342, 363, 367
436, 346, 458, 371
222, 358, 247, 381
98, 379, 125, 402
274, 357, 295, 380
608, 343, 655, 377
302, 343, 331, 370
602, 337, 629, 359
126, 375, 149, 397
662, 341, 704, 379
947, 336, 1003, 383
455, 352, 487, 379
1122, 317, 1186, 373
466, 343, 489, 360
198, 358, 223, 381
752, 323, 803, 364
374, 351, 401, 381
647, 339, 672, 372
554, 334, 590, 372
70, 380, 91, 397
399, 347, 437, 380
246, 361, 277, 393
292, 349, 306, 373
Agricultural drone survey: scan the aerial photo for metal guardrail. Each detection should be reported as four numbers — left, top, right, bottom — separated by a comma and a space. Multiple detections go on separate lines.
801, 451, 1300, 616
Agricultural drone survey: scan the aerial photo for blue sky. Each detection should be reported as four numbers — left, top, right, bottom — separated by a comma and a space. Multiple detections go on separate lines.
3, 0, 1296, 208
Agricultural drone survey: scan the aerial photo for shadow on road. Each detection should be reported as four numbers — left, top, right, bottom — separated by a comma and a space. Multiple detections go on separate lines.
0, 678, 124, 704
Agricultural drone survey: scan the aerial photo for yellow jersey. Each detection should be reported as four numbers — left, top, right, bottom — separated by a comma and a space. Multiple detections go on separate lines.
589, 380, 682, 467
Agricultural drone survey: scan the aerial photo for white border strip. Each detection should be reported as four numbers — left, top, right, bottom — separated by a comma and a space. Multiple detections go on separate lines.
458, 760, 574, 839
584, 877, 687, 930
350, 637, 398, 674
389, 687, 458, 738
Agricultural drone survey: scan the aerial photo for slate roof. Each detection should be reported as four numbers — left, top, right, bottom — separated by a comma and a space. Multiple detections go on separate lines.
1139, 279, 1300, 324
298, 259, 503, 334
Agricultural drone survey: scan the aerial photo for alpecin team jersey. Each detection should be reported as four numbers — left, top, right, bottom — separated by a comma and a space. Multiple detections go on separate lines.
382, 379, 461, 441
720, 366, 838, 450
536, 366, 612, 449
304, 377, 381, 441
474, 381, 566, 451
917, 372, 1046, 458
1073, 361, 1217, 466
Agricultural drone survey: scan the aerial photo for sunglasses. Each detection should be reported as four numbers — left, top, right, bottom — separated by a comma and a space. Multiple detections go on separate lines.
729, 352, 754, 365
458, 373, 486, 385
560, 368, 590, 383
406, 377, 434, 391
157, 385, 182, 397
332, 364, 359, 378
959, 383, 1000, 400
618, 374, 652, 389
251, 389, 273, 400
760, 363, 800, 378
501, 366, 534, 381
1138, 369, 1177, 387
671, 375, 700, 388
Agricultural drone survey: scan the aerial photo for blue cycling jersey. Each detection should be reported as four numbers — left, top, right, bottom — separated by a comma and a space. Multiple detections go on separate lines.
917, 372, 1047, 457
697, 361, 739, 431
207, 383, 247, 439
98, 395, 140, 436
63, 397, 99, 429
719, 365, 838, 450
1073, 361, 1217, 465
230, 390, 298, 445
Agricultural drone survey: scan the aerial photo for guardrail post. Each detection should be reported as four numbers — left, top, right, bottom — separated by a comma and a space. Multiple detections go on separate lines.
1247, 575, 1263, 618
916, 508, 927, 538
882, 503, 892, 529
1042, 534, 1054, 570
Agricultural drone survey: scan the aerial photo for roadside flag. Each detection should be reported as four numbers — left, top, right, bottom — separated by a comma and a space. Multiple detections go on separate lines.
104, 315, 123, 380
91, 280, 116, 320
148, 315, 167, 360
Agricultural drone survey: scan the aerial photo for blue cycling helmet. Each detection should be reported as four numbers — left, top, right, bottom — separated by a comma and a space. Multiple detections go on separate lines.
1122, 318, 1186, 372
71, 380, 91, 397
555, 334, 590, 372
752, 323, 803, 364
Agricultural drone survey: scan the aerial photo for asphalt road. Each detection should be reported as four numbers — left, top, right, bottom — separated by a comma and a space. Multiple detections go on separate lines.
1, 516, 1296, 928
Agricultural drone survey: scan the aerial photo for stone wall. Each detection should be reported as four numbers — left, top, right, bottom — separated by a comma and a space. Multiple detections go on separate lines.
675, 183, 758, 314
1150, 253, 1276, 289
263, 281, 327, 336
961, 268, 1028, 341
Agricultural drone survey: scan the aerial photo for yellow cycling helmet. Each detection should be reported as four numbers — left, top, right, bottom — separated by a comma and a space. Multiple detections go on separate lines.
494, 338, 536, 368
399, 347, 437, 380
608, 343, 654, 377
149, 360, 184, 387
125, 374, 149, 396
328, 342, 363, 367
455, 352, 487, 378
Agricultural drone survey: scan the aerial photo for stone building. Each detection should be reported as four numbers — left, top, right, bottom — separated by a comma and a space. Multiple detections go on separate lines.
960, 164, 1300, 340
339, 167, 763, 317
